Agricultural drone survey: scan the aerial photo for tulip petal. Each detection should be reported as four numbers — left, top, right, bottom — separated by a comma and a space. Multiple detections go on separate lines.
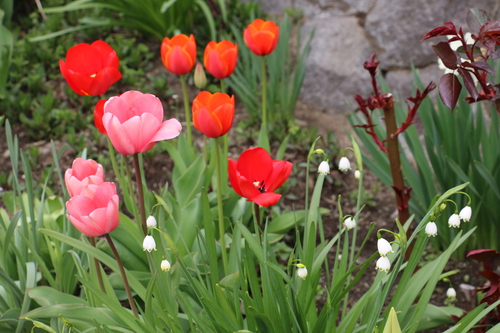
87, 67, 122, 96
68, 215, 101, 237
121, 113, 161, 153
205, 50, 228, 79
91, 40, 120, 68
228, 158, 244, 197
66, 195, 97, 218
212, 103, 234, 135
150, 118, 182, 142
237, 147, 273, 184
102, 113, 136, 155
166, 47, 195, 75
65, 43, 103, 75
252, 31, 277, 55
92, 182, 117, 207
193, 106, 223, 138
251, 192, 282, 207
238, 175, 265, 200
266, 161, 293, 192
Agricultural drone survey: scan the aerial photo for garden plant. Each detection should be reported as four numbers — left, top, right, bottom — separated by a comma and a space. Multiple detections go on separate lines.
1, 2, 500, 333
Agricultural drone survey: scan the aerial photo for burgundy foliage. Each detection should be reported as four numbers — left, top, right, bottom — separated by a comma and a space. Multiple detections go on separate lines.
423, 8, 500, 112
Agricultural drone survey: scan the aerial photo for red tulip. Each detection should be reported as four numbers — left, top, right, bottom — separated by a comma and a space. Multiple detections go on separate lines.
102, 90, 182, 155
192, 91, 235, 138
203, 40, 238, 79
59, 40, 122, 96
228, 147, 292, 207
243, 19, 280, 56
66, 182, 119, 237
65, 158, 105, 197
94, 99, 107, 134
161, 34, 197, 76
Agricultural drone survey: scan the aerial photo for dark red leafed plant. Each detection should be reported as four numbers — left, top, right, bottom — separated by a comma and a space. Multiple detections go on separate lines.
354, 53, 435, 228
422, 8, 500, 112
452, 249, 500, 332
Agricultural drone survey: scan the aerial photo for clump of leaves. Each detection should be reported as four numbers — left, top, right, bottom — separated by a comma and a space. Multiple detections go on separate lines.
422, 8, 500, 111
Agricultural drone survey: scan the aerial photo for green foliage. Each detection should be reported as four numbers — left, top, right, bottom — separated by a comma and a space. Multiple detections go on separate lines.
226, 13, 314, 142
350, 65, 500, 256
0, 0, 14, 99
34, 0, 226, 42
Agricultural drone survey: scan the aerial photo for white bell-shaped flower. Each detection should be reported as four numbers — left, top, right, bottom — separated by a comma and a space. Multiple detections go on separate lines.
338, 157, 351, 172
375, 256, 391, 272
297, 266, 308, 280
448, 214, 461, 228
318, 161, 330, 175
425, 222, 438, 237
161, 259, 171, 272
446, 287, 456, 299
142, 235, 157, 252
377, 238, 393, 257
459, 206, 472, 222
146, 216, 157, 228
343, 217, 356, 230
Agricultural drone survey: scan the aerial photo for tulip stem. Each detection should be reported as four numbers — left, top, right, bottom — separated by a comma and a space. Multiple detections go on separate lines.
220, 79, 226, 94
258, 56, 270, 152
180, 75, 193, 147
133, 154, 147, 236
215, 137, 229, 276
89, 237, 105, 293
104, 234, 138, 318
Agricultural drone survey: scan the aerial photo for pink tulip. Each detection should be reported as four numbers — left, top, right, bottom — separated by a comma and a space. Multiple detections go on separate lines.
102, 90, 182, 155
65, 158, 105, 197
66, 182, 119, 237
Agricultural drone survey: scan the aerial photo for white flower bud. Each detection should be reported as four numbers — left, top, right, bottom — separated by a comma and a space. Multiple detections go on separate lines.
376, 256, 391, 272
425, 222, 438, 237
446, 287, 456, 298
338, 157, 351, 172
297, 266, 308, 280
142, 235, 157, 252
377, 238, 393, 257
343, 217, 356, 230
161, 259, 171, 272
459, 206, 472, 222
354, 170, 361, 179
318, 161, 330, 175
146, 216, 157, 228
448, 214, 461, 228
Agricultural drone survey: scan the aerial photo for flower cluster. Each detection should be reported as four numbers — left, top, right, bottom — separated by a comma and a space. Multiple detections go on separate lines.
65, 158, 119, 237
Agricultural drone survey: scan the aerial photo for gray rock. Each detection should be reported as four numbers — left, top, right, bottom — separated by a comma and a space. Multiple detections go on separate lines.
385, 64, 442, 102
300, 16, 373, 112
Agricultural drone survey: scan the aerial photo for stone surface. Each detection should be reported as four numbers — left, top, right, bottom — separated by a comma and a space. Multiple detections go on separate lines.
300, 16, 373, 112
249, 0, 500, 112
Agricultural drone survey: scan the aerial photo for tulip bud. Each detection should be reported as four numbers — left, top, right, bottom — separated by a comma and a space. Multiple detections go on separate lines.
343, 217, 356, 230
425, 222, 438, 237
354, 170, 361, 179
318, 161, 330, 175
194, 62, 207, 89
146, 216, 157, 228
376, 256, 391, 272
377, 238, 393, 257
296, 264, 307, 280
338, 157, 351, 172
446, 287, 456, 299
161, 259, 171, 272
459, 206, 472, 222
142, 235, 157, 252
448, 214, 461, 228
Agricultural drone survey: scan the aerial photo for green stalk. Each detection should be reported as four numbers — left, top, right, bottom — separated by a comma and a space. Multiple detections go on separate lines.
180, 75, 193, 146
215, 137, 229, 275
133, 154, 147, 236
220, 79, 226, 94
89, 237, 105, 293
257, 56, 270, 152
104, 234, 138, 318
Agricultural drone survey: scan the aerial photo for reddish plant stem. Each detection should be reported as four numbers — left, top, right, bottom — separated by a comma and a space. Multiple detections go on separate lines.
382, 95, 410, 226
104, 234, 139, 318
